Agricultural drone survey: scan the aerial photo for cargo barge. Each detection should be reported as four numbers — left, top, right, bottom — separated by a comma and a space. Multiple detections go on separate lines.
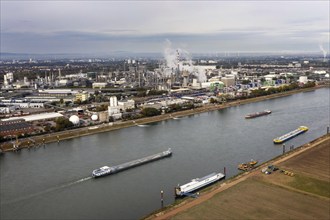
245, 110, 272, 119
175, 172, 225, 197
273, 126, 308, 144
92, 148, 172, 178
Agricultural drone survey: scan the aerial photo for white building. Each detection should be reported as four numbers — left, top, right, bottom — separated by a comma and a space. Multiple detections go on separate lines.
191, 78, 201, 88
314, 70, 327, 74
118, 99, 135, 111
108, 96, 122, 119
264, 74, 277, 81
75, 92, 90, 102
57, 79, 71, 86
299, 76, 308, 84
6, 72, 14, 82
221, 75, 235, 87
1, 112, 63, 122
0, 105, 16, 113
92, 82, 107, 89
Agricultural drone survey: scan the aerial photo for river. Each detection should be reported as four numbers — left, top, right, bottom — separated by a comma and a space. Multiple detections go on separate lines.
1, 88, 329, 220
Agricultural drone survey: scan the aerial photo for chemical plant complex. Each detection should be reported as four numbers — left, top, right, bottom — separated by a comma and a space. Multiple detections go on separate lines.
0, 50, 329, 146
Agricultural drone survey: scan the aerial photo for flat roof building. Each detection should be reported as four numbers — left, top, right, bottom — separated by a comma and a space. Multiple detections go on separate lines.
1, 112, 63, 122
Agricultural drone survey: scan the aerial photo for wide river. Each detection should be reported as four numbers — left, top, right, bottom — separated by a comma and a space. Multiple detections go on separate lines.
1, 88, 329, 220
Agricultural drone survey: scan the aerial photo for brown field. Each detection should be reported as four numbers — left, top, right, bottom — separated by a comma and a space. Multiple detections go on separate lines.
171, 179, 330, 220
147, 135, 330, 220
279, 138, 330, 181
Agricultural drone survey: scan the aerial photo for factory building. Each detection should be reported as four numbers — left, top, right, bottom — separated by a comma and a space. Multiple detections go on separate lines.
0, 119, 34, 137
108, 96, 122, 119
1, 99, 45, 108
299, 76, 308, 84
221, 75, 236, 87
0, 105, 16, 114
98, 111, 109, 122
1, 112, 63, 122
38, 89, 77, 97
75, 92, 90, 102
118, 99, 135, 111
92, 82, 108, 89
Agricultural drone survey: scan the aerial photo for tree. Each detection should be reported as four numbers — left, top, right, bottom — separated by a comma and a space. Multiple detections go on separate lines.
241, 80, 251, 85
55, 117, 74, 131
209, 98, 218, 104
74, 99, 82, 105
95, 104, 108, 112
109, 116, 115, 122
141, 107, 161, 117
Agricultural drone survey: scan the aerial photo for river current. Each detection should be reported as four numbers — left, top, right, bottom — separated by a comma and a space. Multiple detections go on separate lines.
1, 88, 329, 219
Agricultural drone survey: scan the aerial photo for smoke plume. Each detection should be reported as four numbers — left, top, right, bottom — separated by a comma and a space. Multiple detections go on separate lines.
319, 44, 327, 61
163, 39, 207, 82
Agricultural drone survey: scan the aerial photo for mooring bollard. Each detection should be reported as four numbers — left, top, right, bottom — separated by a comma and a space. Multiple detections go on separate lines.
160, 190, 164, 208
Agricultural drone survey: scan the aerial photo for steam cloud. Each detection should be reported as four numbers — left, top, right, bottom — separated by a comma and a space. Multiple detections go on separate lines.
319, 44, 327, 60
163, 39, 207, 83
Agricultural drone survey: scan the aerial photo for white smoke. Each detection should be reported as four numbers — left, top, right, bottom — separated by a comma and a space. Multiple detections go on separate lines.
163, 39, 207, 82
163, 39, 177, 70
319, 44, 327, 61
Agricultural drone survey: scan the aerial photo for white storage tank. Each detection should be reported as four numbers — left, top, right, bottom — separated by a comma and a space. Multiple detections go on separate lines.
69, 115, 80, 125
91, 114, 98, 121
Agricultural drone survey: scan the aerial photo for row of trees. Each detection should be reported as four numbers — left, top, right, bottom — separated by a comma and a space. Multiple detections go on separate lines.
121, 102, 196, 121
249, 82, 315, 98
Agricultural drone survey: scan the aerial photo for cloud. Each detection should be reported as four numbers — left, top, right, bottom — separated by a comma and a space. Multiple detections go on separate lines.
1, 1, 329, 53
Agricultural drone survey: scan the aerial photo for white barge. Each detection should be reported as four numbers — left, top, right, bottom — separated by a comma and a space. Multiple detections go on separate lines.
175, 172, 225, 197
92, 148, 172, 178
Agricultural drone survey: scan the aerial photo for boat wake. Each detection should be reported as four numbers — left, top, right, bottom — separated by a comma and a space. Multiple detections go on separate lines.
1, 176, 92, 205
137, 124, 150, 127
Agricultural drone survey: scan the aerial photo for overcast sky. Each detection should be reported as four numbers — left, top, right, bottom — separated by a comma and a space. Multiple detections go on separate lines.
1, 1, 329, 54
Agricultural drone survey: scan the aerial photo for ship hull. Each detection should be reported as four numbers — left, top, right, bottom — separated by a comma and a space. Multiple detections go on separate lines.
175, 172, 225, 197
92, 149, 172, 178
245, 110, 271, 119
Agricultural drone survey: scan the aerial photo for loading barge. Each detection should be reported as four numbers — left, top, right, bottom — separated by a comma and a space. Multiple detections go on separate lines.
175, 172, 225, 197
238, 160, 258, 171
273, 126, 308, 144
92, 148, 172, 178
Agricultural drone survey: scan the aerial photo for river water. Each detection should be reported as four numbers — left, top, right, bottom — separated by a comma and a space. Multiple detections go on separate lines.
1, 88, 329, 220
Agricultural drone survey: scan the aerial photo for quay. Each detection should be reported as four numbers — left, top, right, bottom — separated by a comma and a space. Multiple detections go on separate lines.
146, 134, 330, 220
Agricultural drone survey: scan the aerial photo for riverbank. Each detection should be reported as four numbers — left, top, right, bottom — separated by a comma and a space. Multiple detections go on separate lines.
145, 133, 330, 220
0, 85, 327, 152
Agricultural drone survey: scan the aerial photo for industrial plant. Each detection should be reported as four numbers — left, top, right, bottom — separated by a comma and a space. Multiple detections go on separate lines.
0, 48, 329, 145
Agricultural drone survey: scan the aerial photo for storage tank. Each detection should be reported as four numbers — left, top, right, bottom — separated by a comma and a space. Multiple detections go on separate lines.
91, 114, 98, 121
69, 115, 80, 125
